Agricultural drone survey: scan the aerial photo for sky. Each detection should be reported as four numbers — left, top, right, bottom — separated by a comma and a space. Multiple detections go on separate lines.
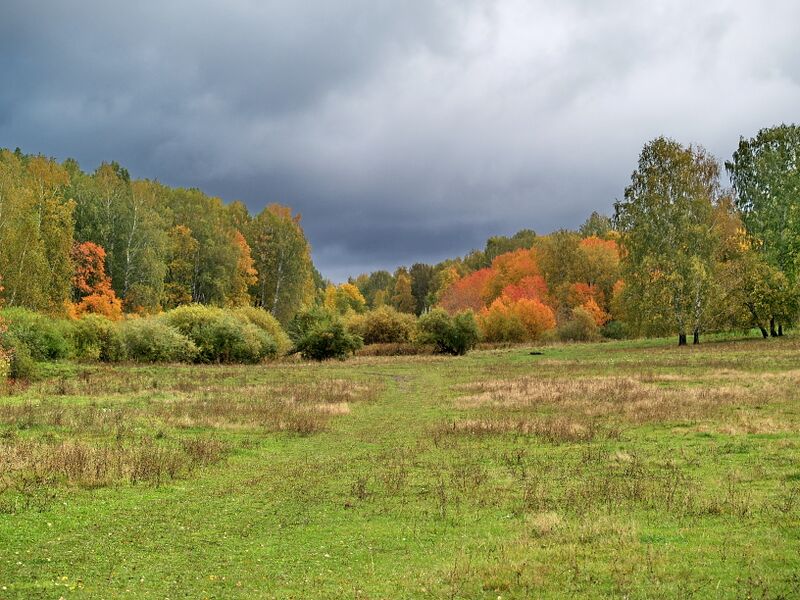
1, 1, 799, 282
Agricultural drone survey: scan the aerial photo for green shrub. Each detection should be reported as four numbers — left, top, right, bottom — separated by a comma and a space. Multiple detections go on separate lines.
289, 307, 363, 361
120, 318, 198, 363
557, 307, 600, 342
0, 308, 74, 360
161, 305, 276, 363
477, 307, 527, 343
72, 314, 126, 361
232, 306, 292, 354
0, 332, 37, 380
600, 320, 627, 340
416, 308, 480, 356
346, 306, 416, 344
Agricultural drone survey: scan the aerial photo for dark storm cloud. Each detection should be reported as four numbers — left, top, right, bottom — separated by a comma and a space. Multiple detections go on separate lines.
2, 1, 799, 281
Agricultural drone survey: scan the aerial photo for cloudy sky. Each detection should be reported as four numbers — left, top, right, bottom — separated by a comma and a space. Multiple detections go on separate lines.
1, 1, 798, 281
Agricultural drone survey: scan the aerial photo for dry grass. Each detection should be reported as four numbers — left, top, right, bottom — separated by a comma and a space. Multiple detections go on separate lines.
436, 416, 607, 443
0, 378, 379, 434
0, 368, 380, 510
452, 372, 800, 429
0, 434, 227, 511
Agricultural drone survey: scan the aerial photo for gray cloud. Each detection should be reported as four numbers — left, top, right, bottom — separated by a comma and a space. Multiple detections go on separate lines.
2, 0, 799, 281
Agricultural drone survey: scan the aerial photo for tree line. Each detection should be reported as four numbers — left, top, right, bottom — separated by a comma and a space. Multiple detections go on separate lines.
0, 149, 320, 323
1, 123, 798, 348
344, 124, 800, 346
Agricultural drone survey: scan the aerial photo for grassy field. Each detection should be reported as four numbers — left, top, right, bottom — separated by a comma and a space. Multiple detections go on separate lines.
1, 335, 799, 599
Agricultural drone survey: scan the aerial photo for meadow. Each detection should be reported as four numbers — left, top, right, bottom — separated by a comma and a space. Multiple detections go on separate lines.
1, 335, 799, 598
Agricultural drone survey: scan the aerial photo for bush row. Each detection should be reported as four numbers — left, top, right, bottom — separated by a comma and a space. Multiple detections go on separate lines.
0, 305, 290, 374
287, 306, 480, 360
1, 302, 619, 375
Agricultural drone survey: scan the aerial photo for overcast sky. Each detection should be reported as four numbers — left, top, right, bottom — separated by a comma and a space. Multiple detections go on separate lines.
1, 1, 798, 281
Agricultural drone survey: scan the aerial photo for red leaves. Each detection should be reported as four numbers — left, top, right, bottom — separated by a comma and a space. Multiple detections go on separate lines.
439, 268, 494, 313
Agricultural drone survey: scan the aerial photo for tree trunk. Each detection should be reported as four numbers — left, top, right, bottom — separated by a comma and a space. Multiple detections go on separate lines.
770, 318, 777, 337
759, 326, 769, 339
778, 324, 783, 336
678, 333, 687, 346
693, 330, 700, 344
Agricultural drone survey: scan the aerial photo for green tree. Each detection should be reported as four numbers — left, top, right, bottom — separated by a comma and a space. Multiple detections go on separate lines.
579, 212, 614, 238
484, 229, 537, 263
0, 151, 75, 312
614, 137, 723, 345
409, 263, 434, 315
726, 124, 800, 332
167, 188, 240, 305
246, 204, 314, 323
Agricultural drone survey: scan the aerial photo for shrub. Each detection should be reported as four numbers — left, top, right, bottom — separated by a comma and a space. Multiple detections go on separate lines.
601, 320, 627, 340
557, 306, 600, 342
289, 307, 363, 360
161, 305, 277, 363
417, 308, 480, 356
346, 306, 416, 344
119, 318, 198, 363
232, 306, 292, 354
5, 336, 37, 379
478, 297, 556, 343
478, 301, 527, 343
0, 308, 74, 360
72, 314, 126, 361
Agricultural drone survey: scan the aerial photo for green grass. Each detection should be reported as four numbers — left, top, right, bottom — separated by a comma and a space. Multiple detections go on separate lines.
1, 334, 799, 598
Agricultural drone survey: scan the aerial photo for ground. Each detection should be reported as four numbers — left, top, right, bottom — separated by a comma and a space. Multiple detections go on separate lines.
1, 335, 799, 598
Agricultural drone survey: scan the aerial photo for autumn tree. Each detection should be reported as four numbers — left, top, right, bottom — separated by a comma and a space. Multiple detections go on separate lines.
70, 242, 123, 319
614, 137, 723, 345
483, 249, 542, 303
573, 236, 621, 311
391, 268, 416, 314
535, 230, 583, 312
438, 268, 493, 313
163, 225, 199, 309
228, 231, 258, 307
324, 282, 367, 314
478, 296, 555, 342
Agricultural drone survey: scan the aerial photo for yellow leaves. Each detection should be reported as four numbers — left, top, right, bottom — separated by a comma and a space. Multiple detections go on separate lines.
325, 283, 367, 314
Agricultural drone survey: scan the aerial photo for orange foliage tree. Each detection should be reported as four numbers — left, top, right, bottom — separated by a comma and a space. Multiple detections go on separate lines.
579, 297, 611, 326
567, 282, 604, 307
70, 242, 123, 320
478, 295, 556, 342
228, 230, 258, 307
483, 249, 541, 302
438, 268, 494, 313
499, 275, 548, 303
